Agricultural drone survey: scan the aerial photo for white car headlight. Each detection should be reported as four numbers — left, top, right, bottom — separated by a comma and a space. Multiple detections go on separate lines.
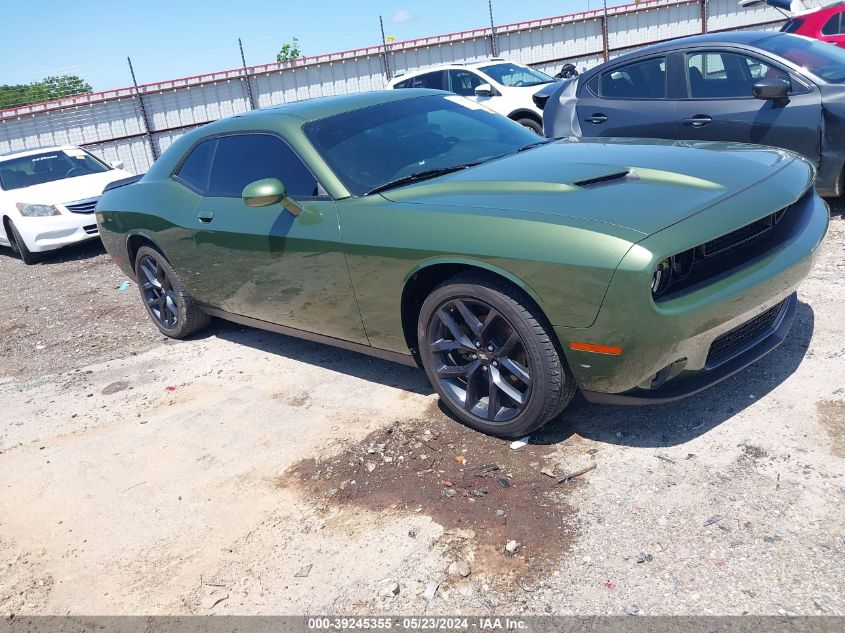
16, 203, 60, 217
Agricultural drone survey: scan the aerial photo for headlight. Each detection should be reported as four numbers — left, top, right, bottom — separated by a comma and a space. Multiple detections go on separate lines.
651, 258, 672, 296
16, 203, 60, 217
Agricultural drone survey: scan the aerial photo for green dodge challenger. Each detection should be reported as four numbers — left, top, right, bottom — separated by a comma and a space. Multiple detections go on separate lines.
96, 89, 829, 437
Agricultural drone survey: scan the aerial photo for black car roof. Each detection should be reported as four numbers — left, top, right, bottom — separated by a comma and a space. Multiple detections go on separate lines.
608, 31, 781, 63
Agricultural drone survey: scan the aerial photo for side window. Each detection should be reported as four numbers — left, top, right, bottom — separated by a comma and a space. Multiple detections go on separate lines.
821, 14, 841, 36
393, 78, 413, 89
407, 71, 446, 90
174, 138, 216, 193
207, 134, 319, 198
598, 57, 666, 99
687, 52, 790, 99
448, 70, 484, 96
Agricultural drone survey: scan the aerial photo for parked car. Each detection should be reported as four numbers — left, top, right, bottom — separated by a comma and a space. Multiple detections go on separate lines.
741, 0, 845, 48
387, 59, 556, 133
0, 145, 131, 264
536, 31, 845, 196
96, 90, 827, 437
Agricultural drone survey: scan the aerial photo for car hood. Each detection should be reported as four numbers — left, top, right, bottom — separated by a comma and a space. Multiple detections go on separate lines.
380, 138, 811, 236
2, 170, 130, 206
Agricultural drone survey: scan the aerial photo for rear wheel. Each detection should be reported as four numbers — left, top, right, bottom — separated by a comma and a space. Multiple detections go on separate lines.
516, 117, 543, 135
417, 273, 576, 438
7, 220, 42, 265
134, 246, 210, 338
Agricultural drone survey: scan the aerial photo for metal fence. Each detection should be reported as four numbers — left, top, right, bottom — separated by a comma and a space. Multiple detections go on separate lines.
0, 0, 809, 175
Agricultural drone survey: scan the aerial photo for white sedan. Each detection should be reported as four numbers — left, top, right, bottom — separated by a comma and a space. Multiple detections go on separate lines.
0, 145, 132, 264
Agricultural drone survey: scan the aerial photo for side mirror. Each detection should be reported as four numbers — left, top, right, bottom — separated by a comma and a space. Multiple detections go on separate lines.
242, 178, 302, 216
474, 82, 495, 97
753, 78, 790, 104
109, 160, 125, 170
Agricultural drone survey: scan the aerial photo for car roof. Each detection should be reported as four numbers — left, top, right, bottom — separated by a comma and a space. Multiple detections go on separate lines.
0, 145, 80, 161
388, 58, 515, 82
605, 30, 787, 64
245, 88, 447, 122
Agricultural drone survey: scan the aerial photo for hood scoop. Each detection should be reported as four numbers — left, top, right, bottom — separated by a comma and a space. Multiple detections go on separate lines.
573, 169, 633, 188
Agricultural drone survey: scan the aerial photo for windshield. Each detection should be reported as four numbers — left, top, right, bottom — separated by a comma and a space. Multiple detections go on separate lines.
755, 33, 845, 84
0, 149, 109, 191
303, 95, 540, 196
478, 63, 555, 87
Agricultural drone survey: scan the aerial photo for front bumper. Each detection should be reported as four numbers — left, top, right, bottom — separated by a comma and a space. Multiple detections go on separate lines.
580, 292, 796, 404
13, 211, 99, 252
557, 180, 829, 403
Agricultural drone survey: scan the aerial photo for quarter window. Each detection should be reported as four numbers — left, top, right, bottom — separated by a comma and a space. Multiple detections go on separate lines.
598, 57, 667, 99
175, 138, 216, 193
686, 51, 790, 99
821, 13, 842, 36
206, 134, 319, 198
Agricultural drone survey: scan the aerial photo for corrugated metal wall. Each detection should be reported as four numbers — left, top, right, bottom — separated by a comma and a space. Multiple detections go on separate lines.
0, 0, 807, 174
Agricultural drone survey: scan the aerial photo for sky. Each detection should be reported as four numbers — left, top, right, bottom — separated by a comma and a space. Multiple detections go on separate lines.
0, 0, 630, 93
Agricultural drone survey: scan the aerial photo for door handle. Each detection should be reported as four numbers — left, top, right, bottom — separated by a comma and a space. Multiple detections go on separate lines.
683, 115, 712, 127
197, 210, 214, 223
585, 113, 607, 124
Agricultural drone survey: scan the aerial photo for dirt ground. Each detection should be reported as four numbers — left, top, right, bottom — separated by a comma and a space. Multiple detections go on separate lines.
0, 211, 843, 616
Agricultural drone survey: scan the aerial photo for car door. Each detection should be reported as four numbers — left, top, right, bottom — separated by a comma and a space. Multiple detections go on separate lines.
675, 49, 822, 163
575, 55, 677, 138
183, 132, 368, 344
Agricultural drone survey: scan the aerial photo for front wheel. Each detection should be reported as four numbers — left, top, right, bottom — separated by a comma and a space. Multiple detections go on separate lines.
417, 273, 576, 438
516, 117, 543, 135
7, 220, 42, 265
134, 245, 210, 338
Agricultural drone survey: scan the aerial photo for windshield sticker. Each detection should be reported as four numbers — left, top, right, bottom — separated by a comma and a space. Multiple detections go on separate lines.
65, 149, 86, 159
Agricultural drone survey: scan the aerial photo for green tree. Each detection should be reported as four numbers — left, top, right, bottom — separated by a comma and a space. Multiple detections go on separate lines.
276, 38, 302, 62
0, 75, 92, 109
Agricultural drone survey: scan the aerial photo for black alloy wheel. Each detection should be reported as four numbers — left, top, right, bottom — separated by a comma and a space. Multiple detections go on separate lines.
418, 273, 576, 437
134, 245, 210, 338
138, 253, 179, 330
426, 297, 531, 424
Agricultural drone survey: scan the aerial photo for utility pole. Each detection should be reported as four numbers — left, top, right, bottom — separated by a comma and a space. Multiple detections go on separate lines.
379, 15, 391, 80
127, 56, 158, 161
239, 38, 256, 110
488, 0, 497, 56
602, 0, 610, 62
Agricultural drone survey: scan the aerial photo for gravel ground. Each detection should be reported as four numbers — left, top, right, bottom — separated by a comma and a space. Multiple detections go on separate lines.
0, 211, 843, 616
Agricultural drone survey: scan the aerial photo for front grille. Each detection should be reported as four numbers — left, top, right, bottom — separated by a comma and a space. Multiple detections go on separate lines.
65, 196, 100, 214
706, 300, 785, 367
83, 224, 98, 235
701, 212, 779, 258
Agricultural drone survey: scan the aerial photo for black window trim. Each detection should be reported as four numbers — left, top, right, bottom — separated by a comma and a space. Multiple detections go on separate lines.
681, 48, 812, 101
170, 130, 332, 201
592, 54, 669, 101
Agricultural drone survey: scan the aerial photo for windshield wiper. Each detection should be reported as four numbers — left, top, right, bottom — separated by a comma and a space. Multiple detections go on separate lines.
514, 138, 553, 153
365, 162, 482, 196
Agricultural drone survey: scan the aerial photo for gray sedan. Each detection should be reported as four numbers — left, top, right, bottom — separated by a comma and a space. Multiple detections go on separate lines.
537, 32, 845, 196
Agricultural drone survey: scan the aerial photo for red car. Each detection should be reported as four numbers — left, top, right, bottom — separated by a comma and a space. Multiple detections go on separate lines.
781, 2, 845, 49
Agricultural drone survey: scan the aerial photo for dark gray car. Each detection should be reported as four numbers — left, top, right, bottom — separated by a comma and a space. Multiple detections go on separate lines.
537, 32, 845, 196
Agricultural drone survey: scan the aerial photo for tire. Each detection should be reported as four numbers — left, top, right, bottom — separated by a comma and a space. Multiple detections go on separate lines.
417, 272, 576, 438
7, 220, 42, 265
134, 245, 210, 338
516, 117, 543, 135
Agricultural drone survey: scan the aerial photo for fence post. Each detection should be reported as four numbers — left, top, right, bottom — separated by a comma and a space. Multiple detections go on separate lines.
701, 0, 708, 34
127, 56, 159, 162
488, 0, 497, 56
239, 38, 257, 110
379, 15, 392, 80
601, 0, 610, 62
